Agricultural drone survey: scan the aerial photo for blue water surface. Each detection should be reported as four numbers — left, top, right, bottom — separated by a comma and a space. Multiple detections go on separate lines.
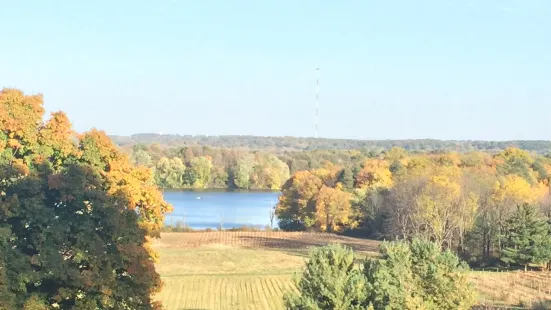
163, 190, 280, 229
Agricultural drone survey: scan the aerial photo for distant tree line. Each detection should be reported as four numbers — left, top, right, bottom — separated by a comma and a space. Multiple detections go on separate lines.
126, 144, 388, 190
275, 147, 551, 270
111, 133, 551, 153
129, 144, 291, 190
124, 141, 551, 193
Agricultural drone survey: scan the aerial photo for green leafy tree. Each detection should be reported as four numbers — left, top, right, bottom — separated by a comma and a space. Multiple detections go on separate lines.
131, 149, 152, 167
154, 157, 185, 188
284, 244, 367, 310
234, 153, 255, 189
188, 156, 213, 188
337, 167, 354, 191
500, 204, 551, 271
250, 154, 290, 189
2, 165, 162, 309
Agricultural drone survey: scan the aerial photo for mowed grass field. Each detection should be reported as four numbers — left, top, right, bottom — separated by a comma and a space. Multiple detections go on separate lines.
153, 231, 379, 310
153, 232, 551, 309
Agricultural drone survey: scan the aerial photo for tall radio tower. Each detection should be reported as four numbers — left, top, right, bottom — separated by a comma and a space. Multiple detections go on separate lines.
316, 66, 320, 138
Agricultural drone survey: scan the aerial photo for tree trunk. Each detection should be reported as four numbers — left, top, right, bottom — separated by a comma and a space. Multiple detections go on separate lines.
482, 228, 488, 260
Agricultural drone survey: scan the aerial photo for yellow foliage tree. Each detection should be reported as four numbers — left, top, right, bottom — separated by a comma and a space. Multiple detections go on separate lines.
314, 186, 351, 232
491, 175, 541, 207
275, 170, 323, 229
355, 159, 393, 190
414, 174, 478, 248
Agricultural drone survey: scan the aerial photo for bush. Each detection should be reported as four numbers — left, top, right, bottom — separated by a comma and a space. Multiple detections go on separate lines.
364, 239, 476, 310
284, 244, 367, 310
286, 239, 476, 310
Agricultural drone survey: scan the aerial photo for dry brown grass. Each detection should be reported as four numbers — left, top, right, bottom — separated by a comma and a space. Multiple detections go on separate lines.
471, 271, 551, 308
154, 232, 551, 309
154, 231, 380, 310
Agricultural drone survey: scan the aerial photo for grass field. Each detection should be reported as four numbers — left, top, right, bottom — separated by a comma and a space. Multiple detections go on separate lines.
154, 232, 551, 310
154, 231, 379, 310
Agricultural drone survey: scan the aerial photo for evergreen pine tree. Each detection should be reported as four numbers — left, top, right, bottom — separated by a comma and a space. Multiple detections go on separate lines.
284, 244, 367, 310
337, 167, 354, 191
501, 204, 551, 271
364, 239, 475, 310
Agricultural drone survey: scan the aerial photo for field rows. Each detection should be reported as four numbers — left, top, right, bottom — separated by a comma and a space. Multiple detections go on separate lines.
155, 231, 380, 253
158, 275, 295, 310
471, 271, 551, 307
155, 232, 551, 309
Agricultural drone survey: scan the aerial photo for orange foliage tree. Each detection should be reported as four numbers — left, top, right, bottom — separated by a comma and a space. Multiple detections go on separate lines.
0, 89, 171, 309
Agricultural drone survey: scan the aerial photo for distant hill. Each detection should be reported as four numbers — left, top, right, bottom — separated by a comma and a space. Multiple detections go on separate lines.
108, 134, 551, 154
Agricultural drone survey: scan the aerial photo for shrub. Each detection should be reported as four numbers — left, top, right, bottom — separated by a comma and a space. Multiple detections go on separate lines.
365, 239, 476, 309
284, 244, 367, 310
286, 239, 476, 310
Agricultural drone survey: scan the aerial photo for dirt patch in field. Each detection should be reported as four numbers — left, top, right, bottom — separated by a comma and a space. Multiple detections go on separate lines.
154, 231, 380, 254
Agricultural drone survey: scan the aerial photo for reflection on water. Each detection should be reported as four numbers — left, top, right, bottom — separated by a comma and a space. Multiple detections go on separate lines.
163, 190, 280, 229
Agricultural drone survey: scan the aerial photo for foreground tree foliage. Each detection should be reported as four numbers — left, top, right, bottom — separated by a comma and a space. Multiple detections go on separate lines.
284, 244, 367, 310
286, 239, 475, 310
364, 239, 475, 310
0, 89, 171, 309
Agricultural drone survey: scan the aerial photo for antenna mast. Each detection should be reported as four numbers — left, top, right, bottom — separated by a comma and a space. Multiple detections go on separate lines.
316, 66, 320, 138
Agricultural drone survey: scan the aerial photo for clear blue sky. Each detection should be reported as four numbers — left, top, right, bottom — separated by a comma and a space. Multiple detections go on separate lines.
1, 0, 550, 140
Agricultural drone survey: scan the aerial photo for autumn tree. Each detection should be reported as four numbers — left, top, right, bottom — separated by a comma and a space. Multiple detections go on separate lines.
0, 88, 170, 309
495, 148, 537, 184
276, 171, 323, 230
354, 159, 393, 190
412, 174, 478, 248
314, 186, 351, 232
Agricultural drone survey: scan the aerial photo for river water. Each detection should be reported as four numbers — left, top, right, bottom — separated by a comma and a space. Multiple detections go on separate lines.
163, 190, 280, 229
